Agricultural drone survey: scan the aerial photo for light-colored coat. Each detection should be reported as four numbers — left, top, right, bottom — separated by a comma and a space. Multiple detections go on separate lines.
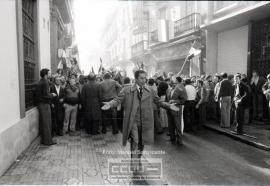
109, 84, 159, 146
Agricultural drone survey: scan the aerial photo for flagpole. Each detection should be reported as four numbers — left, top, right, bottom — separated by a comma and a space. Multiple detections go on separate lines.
177, 40, 197, 76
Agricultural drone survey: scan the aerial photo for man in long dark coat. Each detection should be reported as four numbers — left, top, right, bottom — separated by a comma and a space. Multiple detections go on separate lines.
81, 73, 102, 135
102, 70, 179, 172
35, 69, 57, 145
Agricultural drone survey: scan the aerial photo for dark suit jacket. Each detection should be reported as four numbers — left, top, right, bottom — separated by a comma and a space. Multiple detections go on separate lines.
218, 79, 233, 99
233, 82, 249, 108
35, 78, 52, 104
50, 85, 65, 108
81, 81, 102, 121
166, 87, 187, 116
250, 76, 266, 94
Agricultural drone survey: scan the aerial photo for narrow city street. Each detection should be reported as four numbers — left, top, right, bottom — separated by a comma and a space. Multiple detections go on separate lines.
0, 128, 269, 185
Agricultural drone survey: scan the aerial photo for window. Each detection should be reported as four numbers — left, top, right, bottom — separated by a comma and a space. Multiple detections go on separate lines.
22, 0, 37, 110
158, 7, 166, 19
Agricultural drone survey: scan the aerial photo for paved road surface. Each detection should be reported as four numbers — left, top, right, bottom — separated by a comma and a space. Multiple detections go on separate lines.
0, 129, 269, 185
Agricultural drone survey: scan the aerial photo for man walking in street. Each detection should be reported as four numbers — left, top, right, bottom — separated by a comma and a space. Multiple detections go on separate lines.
101, 70, 179, 172
233, 74, 249, 134
100, 72, 122, 134
218, 73, 233, 128
35, 69, 56, 145
81, 73, 102, 135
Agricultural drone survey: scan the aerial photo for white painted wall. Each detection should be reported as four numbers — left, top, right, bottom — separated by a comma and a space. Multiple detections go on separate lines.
206, 30, 218, 74
217, 25, 248, 74
0, 0, 20, 133
38, 0, 51, 70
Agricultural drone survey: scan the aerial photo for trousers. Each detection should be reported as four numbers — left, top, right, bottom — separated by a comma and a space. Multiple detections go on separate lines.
220, 96, 231, 127
63, 104, 78, 132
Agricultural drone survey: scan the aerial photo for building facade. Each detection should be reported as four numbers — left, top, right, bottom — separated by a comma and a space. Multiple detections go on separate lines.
50, 0, 78, 73
100, 2, 134, 76
0, 0, 77, 176
100, 1, 208, 77
203, 1, 270, 77
145, 1, 207, 76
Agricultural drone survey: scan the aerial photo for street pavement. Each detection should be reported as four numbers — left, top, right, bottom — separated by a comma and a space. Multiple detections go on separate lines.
0, 128, 270, 185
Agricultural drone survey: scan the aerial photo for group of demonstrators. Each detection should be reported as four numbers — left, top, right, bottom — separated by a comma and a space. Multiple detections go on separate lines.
35, 67, 270, 150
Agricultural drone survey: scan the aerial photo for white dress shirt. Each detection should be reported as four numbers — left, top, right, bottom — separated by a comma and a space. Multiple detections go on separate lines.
55, 85, 60, 96
185, 85, 197, 101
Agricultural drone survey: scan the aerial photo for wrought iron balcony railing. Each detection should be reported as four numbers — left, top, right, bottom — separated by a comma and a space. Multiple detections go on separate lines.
174, 13, 201, 37
131, 40, 148, 57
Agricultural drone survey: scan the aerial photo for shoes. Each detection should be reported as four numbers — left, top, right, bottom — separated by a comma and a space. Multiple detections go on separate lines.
48, 140, 57, 146
233, 128, 243, 135
113, 131, 119, 135
101, 129, 106, 134
176, 138, 183, 145
57, 131, 64, 136
167, 138, 176, 144
166, 133, 170, 137
92, 131, 101, 135
157, 130, 164, 135
220, 126, 229, 128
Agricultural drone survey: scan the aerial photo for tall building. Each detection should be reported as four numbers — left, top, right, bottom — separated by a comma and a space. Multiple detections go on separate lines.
145, 1, 207, 76
203, 1, 270, 77
0, 0, 51, 176
0, 0, 79, 176
50, 0, 78, 73
100, 2, 133, 76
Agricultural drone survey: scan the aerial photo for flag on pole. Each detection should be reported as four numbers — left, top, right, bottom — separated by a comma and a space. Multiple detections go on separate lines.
98, 58, 103, 74
177, 40, 200, 76
187, 47, 201, 60
91, 66, 95, 74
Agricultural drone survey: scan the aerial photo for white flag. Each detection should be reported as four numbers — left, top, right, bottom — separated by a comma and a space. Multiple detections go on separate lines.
189, 47, 201, 57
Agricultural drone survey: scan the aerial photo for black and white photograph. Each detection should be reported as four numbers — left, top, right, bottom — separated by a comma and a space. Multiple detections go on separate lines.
0, 0, 270, 185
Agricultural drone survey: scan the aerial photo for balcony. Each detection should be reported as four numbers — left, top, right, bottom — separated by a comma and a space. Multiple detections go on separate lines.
174, 13, 201, 38
131, 40, 148, 57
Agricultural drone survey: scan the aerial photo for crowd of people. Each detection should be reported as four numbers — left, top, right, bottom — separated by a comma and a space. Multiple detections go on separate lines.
35, 67, 270, 147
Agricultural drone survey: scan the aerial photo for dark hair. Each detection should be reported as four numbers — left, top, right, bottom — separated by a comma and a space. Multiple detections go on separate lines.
124, 77, 130, 84
185, 78, 192, 85
88, 74, 96, 81
40, 68, 49, 78
197, 79, 204, 86
242, 77, 248, 83
103, 72, 111, 79
221, 72, 228, 79
134, 70, 146, 79
148, 78, 155, 86
206, 75, 212, 80
164, 78, 170, 82
176, 76, 182, 83
228, 74, 234, 80
157, 81, 169, 97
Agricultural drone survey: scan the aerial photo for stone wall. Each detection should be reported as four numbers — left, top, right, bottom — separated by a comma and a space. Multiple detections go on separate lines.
0, 108, 39, 176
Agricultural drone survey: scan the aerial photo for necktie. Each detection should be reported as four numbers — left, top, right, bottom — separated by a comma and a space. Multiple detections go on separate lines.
138, 87, 143, 100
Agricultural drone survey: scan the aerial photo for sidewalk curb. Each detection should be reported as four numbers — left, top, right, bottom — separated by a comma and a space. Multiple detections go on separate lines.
204, 124, 270, 151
